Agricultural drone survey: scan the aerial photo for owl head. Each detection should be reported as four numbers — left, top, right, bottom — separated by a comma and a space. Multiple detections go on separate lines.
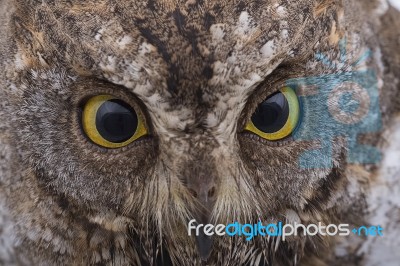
1, 0, 397, 265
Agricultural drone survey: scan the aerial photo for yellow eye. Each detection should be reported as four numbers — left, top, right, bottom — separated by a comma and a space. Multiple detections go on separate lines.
244, 86, 300, 141
82, 95, 147, 148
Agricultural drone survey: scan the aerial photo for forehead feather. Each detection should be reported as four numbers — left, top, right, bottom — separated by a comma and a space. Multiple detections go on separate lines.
14, 0, 337, 122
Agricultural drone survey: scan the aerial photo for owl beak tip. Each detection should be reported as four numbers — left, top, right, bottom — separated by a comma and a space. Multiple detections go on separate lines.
195, 231, 213, 261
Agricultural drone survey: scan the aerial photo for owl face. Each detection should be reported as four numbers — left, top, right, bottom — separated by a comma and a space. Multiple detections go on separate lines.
5, 0, 380, 264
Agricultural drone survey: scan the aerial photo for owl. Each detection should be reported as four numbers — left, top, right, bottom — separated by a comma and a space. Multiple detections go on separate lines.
0, 0, 400, 265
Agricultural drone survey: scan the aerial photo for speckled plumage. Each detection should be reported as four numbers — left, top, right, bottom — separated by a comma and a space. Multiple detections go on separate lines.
0, 0, 399, 265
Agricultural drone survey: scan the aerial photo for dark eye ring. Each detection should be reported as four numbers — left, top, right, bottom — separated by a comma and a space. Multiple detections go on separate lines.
245, 86, 300, 141
82, 95, 147, 148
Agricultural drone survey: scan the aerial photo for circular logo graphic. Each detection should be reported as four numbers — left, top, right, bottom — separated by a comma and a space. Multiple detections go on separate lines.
328, 82, 371, 125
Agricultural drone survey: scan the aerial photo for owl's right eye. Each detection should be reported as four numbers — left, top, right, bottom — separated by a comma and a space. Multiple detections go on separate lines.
82, 95, 148, 148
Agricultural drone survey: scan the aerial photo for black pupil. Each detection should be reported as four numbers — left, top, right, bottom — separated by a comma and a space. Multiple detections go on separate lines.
96, 99, 138, 143
251, 92, 289, 133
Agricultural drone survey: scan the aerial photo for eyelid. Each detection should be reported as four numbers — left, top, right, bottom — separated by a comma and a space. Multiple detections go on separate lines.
245, 87, 299, 140
82, 95, 148, 148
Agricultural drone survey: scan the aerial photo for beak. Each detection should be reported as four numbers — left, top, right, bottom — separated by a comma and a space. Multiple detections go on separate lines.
195, 225, 213, 261
187, 180, 217, 261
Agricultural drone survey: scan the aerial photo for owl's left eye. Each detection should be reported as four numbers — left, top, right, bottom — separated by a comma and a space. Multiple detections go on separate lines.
244, 86, 300, 141
82, 95, 148, 148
